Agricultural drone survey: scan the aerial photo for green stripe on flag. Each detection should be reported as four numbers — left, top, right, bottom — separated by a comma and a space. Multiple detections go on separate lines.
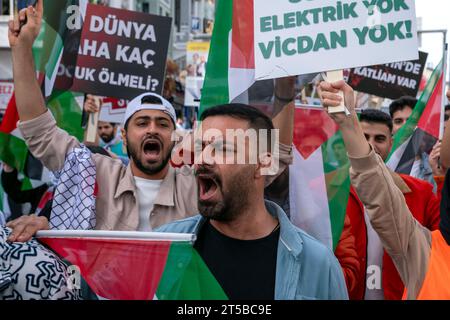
199, 0, 233, 114
388, 59, 444, 161
0, 132, 28, 172
322, 132, 350, 250
48, 90, 84, 141
156, 242, 228, 300
33, 0, 75, 74
33, 21, 61, 75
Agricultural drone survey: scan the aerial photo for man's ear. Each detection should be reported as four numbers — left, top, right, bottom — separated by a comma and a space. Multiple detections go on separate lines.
256, 152, 274, 178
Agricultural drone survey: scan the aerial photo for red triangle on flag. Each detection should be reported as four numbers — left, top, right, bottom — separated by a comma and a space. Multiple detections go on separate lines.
0, 93, 18, 134
40, 237, 172, 300
417, 73, 444, 139
293, 108, 339, 159
230, 0, 254, 69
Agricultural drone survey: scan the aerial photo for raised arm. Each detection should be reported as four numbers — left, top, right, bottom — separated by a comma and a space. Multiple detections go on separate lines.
9, 0, 81, 171
319, 81, 432, 299
272, 76, 296, 146
9, 0, 46, 121
262, 77, 295, 186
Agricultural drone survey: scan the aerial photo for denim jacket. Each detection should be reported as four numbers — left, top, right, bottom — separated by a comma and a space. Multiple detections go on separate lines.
418, 153, 437, 193
156, 201, 349, 300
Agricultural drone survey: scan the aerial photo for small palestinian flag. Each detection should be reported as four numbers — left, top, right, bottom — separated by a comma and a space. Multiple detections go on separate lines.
33, 0, 88, 96
387, 59, 445, 175
37, 231, 228, 300
200, 0, 317, 114
200, 0, 255, 112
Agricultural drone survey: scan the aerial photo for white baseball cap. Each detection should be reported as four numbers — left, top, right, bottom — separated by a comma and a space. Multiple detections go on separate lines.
124, 93, 177, 126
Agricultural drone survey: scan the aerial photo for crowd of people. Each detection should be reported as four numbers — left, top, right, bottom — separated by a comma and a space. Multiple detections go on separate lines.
1, 1, 450, 300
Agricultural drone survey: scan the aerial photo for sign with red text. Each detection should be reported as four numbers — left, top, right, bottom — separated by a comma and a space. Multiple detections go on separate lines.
99, 97, 128, 124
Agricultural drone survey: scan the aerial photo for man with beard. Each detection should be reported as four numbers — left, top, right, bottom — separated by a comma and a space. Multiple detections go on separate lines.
6, 0, 293, 240
320, 80, 450, 300
157, 105, 348, 300
97, 121, 128, 164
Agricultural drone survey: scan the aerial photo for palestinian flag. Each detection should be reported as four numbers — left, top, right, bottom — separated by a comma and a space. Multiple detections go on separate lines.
33, 0, 88, 96
387, 59, 445, 175
200, 0, 256, 112
290, 108, 350, 250
37, 231, 228, 300
200, 0, 317, 112
0, 91, 84, 185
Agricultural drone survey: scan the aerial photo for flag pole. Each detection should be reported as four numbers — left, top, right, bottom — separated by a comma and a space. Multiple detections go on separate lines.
325, 70, 347, 114
36, 230, 196, 243
439, 43, 448, 140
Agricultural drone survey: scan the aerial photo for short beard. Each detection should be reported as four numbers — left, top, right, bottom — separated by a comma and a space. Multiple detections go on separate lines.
101, 134, 115, 144
127, 138, 173, 175
198, 168, 253, 222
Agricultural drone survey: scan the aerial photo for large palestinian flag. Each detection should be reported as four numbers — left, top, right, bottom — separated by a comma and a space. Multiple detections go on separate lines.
387, 59, 445, 175
37, 231, 227, 300
290, 108, 350, 250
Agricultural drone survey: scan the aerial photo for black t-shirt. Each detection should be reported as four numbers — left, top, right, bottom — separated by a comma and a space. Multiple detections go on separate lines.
194, 220, 279, 300
439, 171, 450, 245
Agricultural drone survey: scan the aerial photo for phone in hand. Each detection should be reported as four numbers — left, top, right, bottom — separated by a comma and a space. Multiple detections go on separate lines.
17, 0, 39, 28
17, 0, 38, 11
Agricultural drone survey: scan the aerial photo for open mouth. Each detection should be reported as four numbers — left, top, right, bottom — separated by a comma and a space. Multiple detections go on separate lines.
143, 139, 162, 159
197, 174, 220, 202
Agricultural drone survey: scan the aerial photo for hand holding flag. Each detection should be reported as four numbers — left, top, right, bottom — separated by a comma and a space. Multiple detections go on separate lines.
6, 214, 49, 243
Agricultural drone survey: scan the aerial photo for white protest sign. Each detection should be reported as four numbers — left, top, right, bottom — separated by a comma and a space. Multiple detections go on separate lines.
254, 0, 419, 80
0, 81, 14, 112
99, 98, 128, 124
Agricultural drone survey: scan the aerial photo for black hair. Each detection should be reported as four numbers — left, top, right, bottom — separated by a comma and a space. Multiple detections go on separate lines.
200, 104, 275, 151
389, 96, 418, 118
360, 109, 393, 133
445, 104, 450, 112
124, 95, 165, 130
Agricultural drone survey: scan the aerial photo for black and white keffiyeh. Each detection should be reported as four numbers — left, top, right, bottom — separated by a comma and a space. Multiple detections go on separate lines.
49, 146, 96, 230
0, 227, 81, 300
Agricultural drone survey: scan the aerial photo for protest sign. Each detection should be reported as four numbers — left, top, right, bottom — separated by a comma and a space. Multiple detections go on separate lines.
254, 0, 419, 80
185, 77, 204, 107
0, 82, 14, 113
348, 51, 428, 99
99, 97, 128, 124
68, 4, 172, 100
185, 42, 210, 107
186, 42, 210, 78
